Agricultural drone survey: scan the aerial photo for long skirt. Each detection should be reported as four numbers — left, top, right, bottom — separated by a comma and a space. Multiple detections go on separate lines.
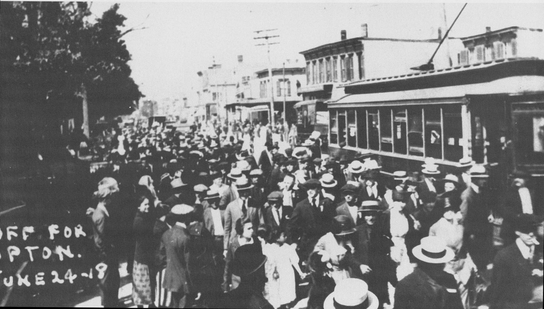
155, 268, 172, 307
132, 262, 153, 305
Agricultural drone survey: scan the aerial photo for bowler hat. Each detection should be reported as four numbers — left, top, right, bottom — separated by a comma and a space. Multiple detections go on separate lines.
514, 214, 541, 234
203, 189, 220, 200
360, 200, 382, 213
231, 244, 267, 277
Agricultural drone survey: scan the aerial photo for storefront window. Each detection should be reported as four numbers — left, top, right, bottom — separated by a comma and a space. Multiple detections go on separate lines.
425, 107, 442, 159
333, 57, 338, 82
326, 58, 331, 82
348, 110, 357, 147
444, 105, 463, 162
394, 109, 407, 154
408, 108, 424, 157
380, 109, 392, 152
357, 109, 367, 148
368, 109, 379, 150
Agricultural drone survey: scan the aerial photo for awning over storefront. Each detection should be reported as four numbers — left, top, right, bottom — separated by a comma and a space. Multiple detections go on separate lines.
293, 99, 323, 109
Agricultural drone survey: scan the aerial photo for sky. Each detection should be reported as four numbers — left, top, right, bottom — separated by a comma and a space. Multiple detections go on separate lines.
88, 1, 544, 102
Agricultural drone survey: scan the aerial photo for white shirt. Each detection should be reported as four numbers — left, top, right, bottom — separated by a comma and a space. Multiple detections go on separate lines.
425, 178, 436, 193
210, 208, 224, 236
516, 238, 534, 260
282, 189, 294, 207
518, 187, 533, 214
470, 183, 480, 194
272, 206, 282, 225
97, 202, 109, 217
347, 205, 358, 224
310, 195, 321, 211
322, 192, 335, 201
366, 183, 378, 199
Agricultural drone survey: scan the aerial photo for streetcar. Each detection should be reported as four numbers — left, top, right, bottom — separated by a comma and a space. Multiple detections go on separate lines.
326, 57, 544, 191
294, 99, 329, 146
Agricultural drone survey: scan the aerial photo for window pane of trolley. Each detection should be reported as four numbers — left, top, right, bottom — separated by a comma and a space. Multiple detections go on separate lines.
425, 106, 442, 160
443, 105, 463, 162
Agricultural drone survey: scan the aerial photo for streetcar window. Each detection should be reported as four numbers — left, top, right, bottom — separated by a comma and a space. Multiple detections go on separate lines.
394, 109, 407, 154
338, 111, 347, 145
408, 108, 424, 157
368, 109, 379, 151
307, 104, 316, 126
425, 107, 442, 160
381, 108, 393, 152
330, 111, 338, 144
513, 112, 544, 167
443, 106, 463, 162
348, 110, 357, 147
357, 109, 367, 149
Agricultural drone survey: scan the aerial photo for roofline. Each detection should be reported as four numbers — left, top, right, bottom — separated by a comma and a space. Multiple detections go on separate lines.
456, 26, 543, 41
299, 36, 440, 55
254, 67, 305, 76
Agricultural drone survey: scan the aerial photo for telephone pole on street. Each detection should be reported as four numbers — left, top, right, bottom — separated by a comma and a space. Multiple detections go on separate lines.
254, 29, 279, 129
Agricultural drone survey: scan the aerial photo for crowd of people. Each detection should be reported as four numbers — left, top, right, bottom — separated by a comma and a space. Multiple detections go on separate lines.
85, 119, 543, 309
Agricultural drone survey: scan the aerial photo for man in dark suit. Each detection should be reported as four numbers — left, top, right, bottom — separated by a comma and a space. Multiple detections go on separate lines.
336, 183, 361, 226
288, 179, 335, 263
202, 189, 225, 265
257, 142, 275, 181
499, 170, 541, 246
263, 191, 293, 233
159, 204, 195, 308
394, 236, 463, 309
164, 178, 195, 208
489, 214, 543, 309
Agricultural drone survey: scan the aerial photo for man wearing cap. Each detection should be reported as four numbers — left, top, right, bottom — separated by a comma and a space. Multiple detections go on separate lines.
394, 236, 464, 309
489, 214, 543, 309
499, 169, 541, 246
288, 179, 336, 263
264, 191, 292, 233
203, 189, 225, 264
159, 204, 195, 308
193, 183, 208, 220
249, 169, 266, 206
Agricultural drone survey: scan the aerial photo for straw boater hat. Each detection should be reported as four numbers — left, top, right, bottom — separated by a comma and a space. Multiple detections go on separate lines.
348, 160, 366, 174
235, 176, 254, 191
412, 236, 455, 264
320, 173, 338, 188
236, 160, 251, 172
363, 159, 381, 171
457, 157, 473, 169
422, 158, 440, 175
360, 200, 382, 213
193, 184, 208, 193
203, 189, 220, 200
302, 139, 315, 147
323, 278, 379, 309
227, 167, 244, 179
249, 169, 263, 177
436, 174, 461, 188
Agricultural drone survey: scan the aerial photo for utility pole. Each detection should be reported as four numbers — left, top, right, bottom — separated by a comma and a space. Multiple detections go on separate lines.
254, 29, 279, 129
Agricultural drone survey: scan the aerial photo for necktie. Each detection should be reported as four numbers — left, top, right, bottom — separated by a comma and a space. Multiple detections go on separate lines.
242, 199, 247, 216
275, 208, 281, 225
312, 197, 317, 209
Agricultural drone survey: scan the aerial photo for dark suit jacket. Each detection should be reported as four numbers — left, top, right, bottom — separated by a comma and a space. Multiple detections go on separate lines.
460, 186, 490, 237
264, 205, 293, 232
359, 182, 387, 201
258, 149, 273, 176
160, 224, 192, 294
288, 195, 335, 245
224, 198, 265, 250
92, 205, 121, 262
489, 242, 537, 309
336, 202, 361, 226
395, 268, 450, 309
499, 187, 540, 245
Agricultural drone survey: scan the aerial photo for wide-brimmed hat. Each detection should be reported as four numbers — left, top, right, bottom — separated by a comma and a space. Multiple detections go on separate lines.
458, 157, 473, 169
293, 147, 310, 159
227, 167, 244, 179
249, 169, 263, 177
302, 139, 314, 147
412, 236, 455, 264
348, 160, 366, 174
235, 177, 254, 191
422, 158, 440, 175
360, 200, 382, 213
310, 131, 321, 140
171, 204, 194, 216
353, 151, 373, 163
203, 189, 220, 200
235, 150, 251, 161
333, 215, 357, 236
193, 184, 208, 193
284, 158, 297, 167
393, 171, 409, 182
320, 173, 338, 188
323, 278, 379, 309
231, 244, 267, 277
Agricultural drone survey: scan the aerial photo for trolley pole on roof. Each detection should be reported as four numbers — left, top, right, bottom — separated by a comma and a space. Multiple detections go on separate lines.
255, 29, 279, 129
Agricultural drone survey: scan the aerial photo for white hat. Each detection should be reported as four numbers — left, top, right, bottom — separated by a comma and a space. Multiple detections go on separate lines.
302, 139, 314, 147
310, 131, 321, 140
227, 168, 244, 179
348, 160, 366, 174
323, 278, 379, 309
363, 159, 381, 171
171, 178, 187, 189
171, 204, 194, 215
421, 158, 440, 175
412, 236, 455, 264
320, 173, 338, 188
236, 160, 251, 172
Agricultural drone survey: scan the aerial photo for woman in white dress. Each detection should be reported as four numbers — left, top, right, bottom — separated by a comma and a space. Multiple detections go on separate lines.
262, 228, 305, 308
